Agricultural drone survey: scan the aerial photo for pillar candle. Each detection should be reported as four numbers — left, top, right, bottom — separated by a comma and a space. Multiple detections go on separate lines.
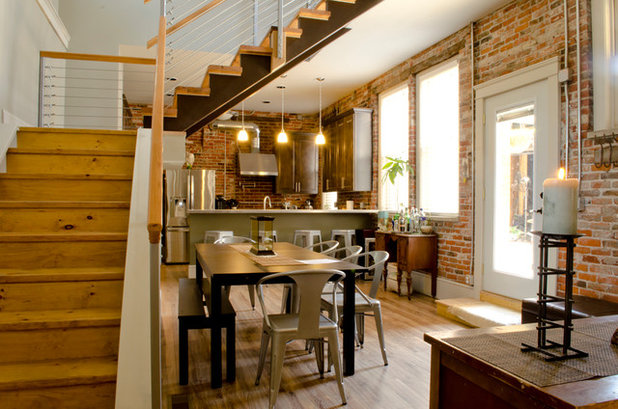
542, 169, 578, 235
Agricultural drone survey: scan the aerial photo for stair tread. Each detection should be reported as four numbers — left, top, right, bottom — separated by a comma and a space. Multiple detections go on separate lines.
0, 232, 128, 242
18, 127, 136, 136
0, 173, 132, 181
298, 8, 331, 20
238, 45, 273, 55
0, 356, 117, 391
0, 267, 124, 283
0, 200, 130, 209
0, 308, 121, 331
7, 148, 135, 157
206, 65, 243, 76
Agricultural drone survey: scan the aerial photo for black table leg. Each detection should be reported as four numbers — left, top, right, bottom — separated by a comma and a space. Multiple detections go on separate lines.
342, 269, 355, 376
210, 276, 223, 388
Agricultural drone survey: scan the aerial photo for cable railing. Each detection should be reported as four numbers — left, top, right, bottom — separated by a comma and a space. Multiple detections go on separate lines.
160, 0, 321, 102
38, 52, 156, 130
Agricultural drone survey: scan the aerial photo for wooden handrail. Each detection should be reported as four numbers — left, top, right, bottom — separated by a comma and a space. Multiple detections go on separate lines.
147, 0, 228, 48
147, 15, 166, 245
40, 51, 155, 65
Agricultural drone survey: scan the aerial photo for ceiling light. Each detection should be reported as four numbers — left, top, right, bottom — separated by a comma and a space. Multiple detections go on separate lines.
277, 85, 288, 143
238, 100, 249, 142
315, 77, 325, 145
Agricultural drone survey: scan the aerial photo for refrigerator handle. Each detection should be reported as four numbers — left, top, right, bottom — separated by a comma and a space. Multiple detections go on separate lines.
188, 172, 193, 210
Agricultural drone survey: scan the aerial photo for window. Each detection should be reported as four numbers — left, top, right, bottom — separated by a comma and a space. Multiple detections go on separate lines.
592, 0, 618, 131
417, 59, 459, 216
379, 83, 409, 211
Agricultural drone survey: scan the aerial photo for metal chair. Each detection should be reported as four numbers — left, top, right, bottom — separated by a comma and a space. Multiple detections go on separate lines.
305, 240, 339, 254
255, 269, 347, 409
324, 245, 362, 260
321, 250, 390, 366
214, 236, 257, 309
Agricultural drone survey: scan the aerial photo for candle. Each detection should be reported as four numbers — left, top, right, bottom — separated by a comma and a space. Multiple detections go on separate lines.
542, 168, 578, 235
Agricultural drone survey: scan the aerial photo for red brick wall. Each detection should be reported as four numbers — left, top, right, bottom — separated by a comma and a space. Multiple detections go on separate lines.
187, 112, 321, 209
321, 0, 616, 300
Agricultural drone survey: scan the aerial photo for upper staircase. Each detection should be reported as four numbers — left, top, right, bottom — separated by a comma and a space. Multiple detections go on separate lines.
145, 0, 382, 135
0, 127, 135, 408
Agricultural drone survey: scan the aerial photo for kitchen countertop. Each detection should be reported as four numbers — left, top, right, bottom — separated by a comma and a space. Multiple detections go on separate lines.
188, 209, 379, 214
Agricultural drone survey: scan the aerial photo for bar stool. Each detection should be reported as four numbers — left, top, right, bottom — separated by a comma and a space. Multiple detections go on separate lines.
204, 230, 233, 243
293, 230, 322, 248
364, 237, 376, 270
331, 229, 356, 249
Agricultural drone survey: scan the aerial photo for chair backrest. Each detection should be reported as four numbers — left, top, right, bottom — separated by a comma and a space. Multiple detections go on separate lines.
256, 269, 345, 339
214, 236, 255, 244
305, 240, 339, 254
354, 251, 389, 298
325, 245, 362, 260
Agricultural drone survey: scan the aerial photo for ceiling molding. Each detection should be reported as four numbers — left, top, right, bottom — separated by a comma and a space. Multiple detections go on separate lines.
36, 0, 71, 50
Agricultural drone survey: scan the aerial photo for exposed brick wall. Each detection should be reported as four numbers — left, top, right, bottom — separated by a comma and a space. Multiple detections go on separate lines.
321, 0, 616, 299
187, 112, 321, 209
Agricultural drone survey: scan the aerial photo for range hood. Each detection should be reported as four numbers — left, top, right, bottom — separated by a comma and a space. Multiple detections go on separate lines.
212, 120, 278, 176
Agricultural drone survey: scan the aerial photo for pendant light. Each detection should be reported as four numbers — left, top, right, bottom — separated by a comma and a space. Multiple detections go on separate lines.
276, 85, 288, 143
315, 77, 325, 145
237, 100, 249, 142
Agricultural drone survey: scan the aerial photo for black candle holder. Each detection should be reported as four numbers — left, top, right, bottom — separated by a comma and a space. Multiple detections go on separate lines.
521, 232, 588, 361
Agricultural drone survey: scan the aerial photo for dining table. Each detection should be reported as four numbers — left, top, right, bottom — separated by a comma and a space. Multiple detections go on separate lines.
195, 241, 364, 388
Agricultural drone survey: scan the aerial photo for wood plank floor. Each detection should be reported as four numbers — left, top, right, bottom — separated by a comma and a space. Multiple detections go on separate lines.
161, 264, 465, 409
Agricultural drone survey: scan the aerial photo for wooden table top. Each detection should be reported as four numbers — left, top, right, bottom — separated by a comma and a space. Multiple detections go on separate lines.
195, 242, 362, 278
424, 315, 618, 409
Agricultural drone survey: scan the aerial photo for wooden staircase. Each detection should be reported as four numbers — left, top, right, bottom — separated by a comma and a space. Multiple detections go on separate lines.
145, 0, 382, 135
0, 127, 135, 408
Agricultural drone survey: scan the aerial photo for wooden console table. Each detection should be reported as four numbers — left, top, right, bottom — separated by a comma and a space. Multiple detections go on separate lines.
424, 316, 618, 409
375, 231, 438, 298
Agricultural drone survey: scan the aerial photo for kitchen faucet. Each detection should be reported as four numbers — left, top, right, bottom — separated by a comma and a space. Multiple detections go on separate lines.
263, 196, 272, 209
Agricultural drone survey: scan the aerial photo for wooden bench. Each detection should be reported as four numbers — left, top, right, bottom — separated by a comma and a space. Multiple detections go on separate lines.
178, 278, 236, 385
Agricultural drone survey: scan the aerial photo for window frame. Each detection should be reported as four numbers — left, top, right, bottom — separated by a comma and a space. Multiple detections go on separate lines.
416, 58, 460, 219
378, 82, 410, 211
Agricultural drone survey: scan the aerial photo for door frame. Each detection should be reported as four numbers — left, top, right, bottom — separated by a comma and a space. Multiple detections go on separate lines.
473, 57, 560, 299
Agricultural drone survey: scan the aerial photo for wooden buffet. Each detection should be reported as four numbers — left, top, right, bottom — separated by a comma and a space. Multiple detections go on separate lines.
375, 231, 438, 298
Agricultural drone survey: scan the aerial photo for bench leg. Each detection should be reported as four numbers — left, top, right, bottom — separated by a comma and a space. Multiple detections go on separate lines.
179, 321, 188, 385
226, 322, 236, 382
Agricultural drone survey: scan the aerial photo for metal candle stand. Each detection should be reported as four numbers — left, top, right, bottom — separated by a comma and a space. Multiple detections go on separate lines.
521, 232, 588, 361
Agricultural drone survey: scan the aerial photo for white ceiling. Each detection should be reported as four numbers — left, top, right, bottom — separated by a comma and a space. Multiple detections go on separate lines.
237, 0, 509, 115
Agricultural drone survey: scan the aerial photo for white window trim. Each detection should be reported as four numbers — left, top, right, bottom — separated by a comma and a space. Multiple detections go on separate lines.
416, 58, 460, 218
378, 82, 410, 211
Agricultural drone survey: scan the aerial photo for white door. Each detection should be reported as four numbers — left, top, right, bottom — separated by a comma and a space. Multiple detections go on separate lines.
482, 79, 558, 300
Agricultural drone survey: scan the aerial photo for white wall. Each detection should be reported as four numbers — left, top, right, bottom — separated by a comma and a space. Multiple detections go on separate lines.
0, 0, 65, 126
58, 0, 159, 55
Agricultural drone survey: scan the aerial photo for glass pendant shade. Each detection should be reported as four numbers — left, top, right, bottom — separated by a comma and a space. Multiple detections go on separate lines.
277, 130, 288, 143
238, 128, 249, 142
315, 77, 325, 145
315, 132, 325, 145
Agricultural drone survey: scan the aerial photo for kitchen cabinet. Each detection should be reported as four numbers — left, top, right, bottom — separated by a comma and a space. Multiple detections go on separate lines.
323, 108, 372, 192
276, 133, 318, 194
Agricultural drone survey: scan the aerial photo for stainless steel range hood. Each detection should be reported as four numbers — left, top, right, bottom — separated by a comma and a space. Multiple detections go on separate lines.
212, 120, 279, 176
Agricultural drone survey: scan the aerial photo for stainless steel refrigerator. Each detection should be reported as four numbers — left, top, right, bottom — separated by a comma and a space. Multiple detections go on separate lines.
163, 169, 215, 263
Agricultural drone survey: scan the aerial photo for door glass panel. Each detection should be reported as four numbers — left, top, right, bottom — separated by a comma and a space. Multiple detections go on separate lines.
492, 104, 535, 278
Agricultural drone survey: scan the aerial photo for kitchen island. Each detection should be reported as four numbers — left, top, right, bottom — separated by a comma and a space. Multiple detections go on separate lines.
187, 209, 378, 262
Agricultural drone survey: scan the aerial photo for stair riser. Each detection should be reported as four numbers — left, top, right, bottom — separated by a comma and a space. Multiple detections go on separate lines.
6, 153, 134, 175
0, 280, 123, 312
0, 241, 127, 269
0, 382, 115, 408
0, 179, 132, 201
17, 132, 136, 151
0, 208, 129, 233
0, 326, 119, 364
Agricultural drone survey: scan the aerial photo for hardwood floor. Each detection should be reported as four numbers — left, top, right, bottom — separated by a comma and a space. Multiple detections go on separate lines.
161, 264, 464, 409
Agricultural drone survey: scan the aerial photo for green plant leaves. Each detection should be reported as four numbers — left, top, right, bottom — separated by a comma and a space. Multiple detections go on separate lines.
382, 156, 413, 185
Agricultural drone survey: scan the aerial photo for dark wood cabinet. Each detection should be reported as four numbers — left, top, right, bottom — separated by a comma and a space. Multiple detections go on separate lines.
276, 133, 318, 194
323, 108, 372, 192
